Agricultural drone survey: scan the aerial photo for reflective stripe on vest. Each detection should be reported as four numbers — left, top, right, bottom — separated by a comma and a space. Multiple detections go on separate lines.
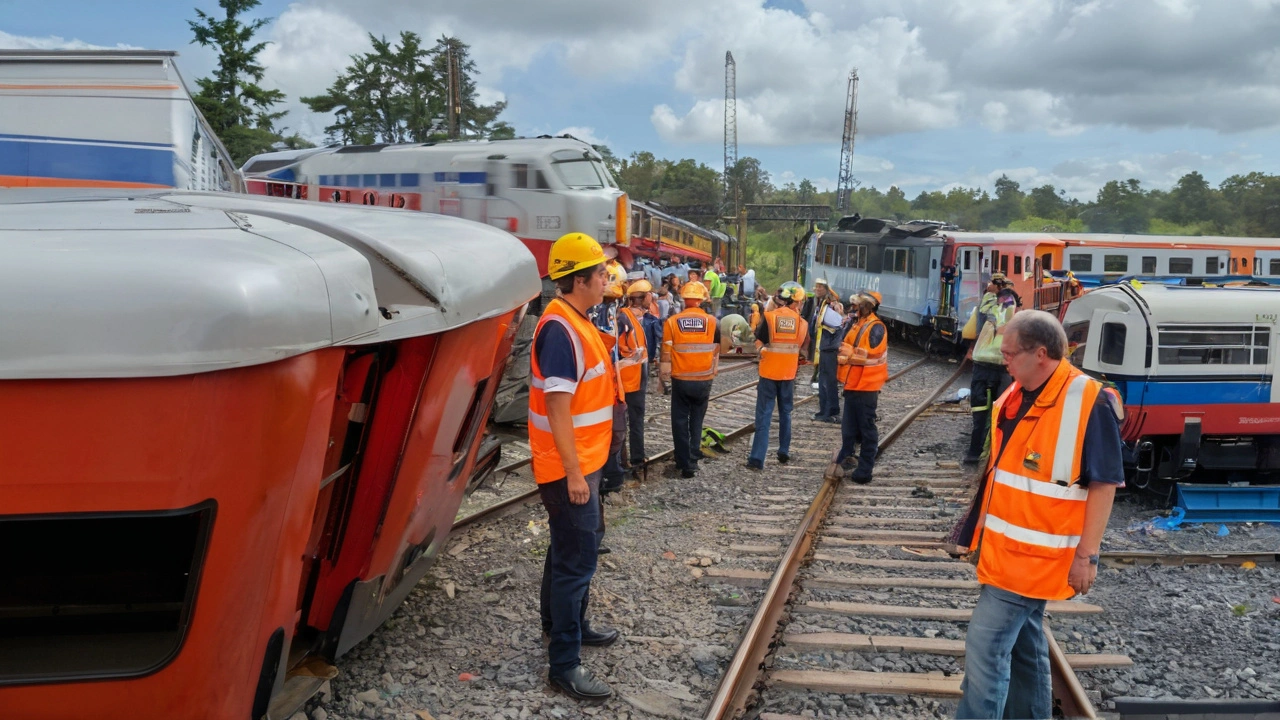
972, 364, 1099, 600
665, 309, 718, 380
841, 315, 888, 392
528, 299, 619, 483
759, 307, 804, 381
617, 307, 648, 394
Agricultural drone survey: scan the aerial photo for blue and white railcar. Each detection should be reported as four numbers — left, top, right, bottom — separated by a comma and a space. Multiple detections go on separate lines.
1062, 282, 1280, 487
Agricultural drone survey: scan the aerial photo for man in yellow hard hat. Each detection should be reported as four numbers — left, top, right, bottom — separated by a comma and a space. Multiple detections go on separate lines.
661, 281, 720, 478
532, 232, 622, 701
618, 280, 652, 472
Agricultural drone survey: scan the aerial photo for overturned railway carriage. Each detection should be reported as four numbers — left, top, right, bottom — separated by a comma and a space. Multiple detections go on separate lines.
1063, 283, 1280, 489
804, 218, 1071, 349
0, 190, 538, 719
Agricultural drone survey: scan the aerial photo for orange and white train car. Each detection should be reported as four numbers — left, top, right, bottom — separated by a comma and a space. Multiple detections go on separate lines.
0, 189, 538, 719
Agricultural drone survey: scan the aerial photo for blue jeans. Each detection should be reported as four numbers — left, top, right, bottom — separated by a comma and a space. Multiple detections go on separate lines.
537, 470, 603, 674
626, 369, 648, 465
671, 378, 712, 472
749, 378, 793, 466
957, 584, 1052, 720
836, 390, 879, 479
817, 349, 840, 418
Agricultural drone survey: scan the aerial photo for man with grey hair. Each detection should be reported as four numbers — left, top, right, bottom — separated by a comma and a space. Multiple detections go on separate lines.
954, 310, 1124, 720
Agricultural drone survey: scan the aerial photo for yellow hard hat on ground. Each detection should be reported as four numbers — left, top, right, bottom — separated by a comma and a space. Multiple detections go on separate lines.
680, 282, 709, 301
548, 232, 606, 280
627, 279, 653, 295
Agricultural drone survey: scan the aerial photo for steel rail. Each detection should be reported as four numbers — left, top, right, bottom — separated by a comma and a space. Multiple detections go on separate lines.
455, 356, 937, 531
704, 360, 969, 719
1100, 550, 1280, 566
1045, 620, 1096, 719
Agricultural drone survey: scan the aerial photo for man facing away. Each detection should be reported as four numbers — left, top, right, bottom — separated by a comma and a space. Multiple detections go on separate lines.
530, 232, 624, 701
954, 310, 1123, 720
965, 274, 1018, 465
832, 291, 888, 484
808, 279, 842, 419
746, 282, 809, 470
660, 281, 719, 478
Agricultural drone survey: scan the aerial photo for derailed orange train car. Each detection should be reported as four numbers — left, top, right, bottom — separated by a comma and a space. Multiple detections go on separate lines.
0, 189, 539, 719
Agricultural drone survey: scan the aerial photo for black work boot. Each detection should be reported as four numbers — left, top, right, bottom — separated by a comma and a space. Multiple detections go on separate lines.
549, 665, 612, 701
580, 624, 620, 646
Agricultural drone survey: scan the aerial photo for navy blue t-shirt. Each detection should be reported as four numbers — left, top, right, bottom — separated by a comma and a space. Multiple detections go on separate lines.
533, 321, 580, 393
995, 385, 1125, 487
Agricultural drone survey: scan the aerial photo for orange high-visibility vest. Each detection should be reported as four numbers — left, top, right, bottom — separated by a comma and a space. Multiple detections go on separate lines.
617, 306, 649, 394
758, 307, 806, 381
528, 298, 622, 484
840, 313, 888, 392
969, 360, 1101, 600
663, 308, 718, 380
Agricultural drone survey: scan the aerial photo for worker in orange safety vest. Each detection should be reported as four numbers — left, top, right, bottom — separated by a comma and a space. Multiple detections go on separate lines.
530, 232, 626, 702
618, 279, 652, 472
831, 291, 888, 484
745, 281, 809, 470
953, 310, 1123, 719
660, 281, 719, 479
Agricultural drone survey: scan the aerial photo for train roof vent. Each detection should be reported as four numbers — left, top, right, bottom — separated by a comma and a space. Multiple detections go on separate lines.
888, 222, 941, 238
846, 217, 891, 234
334, 144, 389, 153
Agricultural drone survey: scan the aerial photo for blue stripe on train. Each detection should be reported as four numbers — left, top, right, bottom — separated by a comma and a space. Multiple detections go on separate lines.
0, 136, 175, 186
1125, 378, 1273, 406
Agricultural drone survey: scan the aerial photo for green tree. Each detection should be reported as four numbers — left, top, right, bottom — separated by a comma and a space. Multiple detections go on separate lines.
726, 156, 772, 205
615, 151, 665, 201
1220, 172, 1280, 236
431, 36, 507, 139
984, 174, 1026, 228
1027, 184, 1068, 221
188, 0, 286, 163
655, 158, 721, 206
1165, 171, 1226, 228
1086, 179, 1150, 233
798, 179, 817, 203
303, 32, 438, 144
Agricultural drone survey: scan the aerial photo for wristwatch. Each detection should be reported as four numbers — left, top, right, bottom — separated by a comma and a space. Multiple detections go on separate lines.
1076, 553, 1100, 566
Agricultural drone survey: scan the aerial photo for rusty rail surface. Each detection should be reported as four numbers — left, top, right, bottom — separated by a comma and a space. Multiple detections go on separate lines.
704, 360, 969, 719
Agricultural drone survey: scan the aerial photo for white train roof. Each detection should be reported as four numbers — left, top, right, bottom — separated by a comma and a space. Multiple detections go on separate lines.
1061, 233, 1280, 249
945, 232, 1065, 247
0, 189, 539, 379
243, 136, 607, 175
1065, 282, 1280, 325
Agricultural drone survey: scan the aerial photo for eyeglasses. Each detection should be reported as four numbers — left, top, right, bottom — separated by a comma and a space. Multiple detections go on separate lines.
1000, 347, 1031, 361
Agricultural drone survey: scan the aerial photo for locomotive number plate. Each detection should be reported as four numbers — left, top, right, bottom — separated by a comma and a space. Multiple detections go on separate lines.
537, 216, 563, 230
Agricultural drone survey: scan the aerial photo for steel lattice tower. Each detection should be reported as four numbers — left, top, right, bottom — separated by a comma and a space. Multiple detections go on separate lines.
723, 51, 737, 208
837, 69, 859, 212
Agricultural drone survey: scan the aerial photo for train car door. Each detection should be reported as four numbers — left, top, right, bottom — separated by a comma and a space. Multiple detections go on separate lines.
1089, 308, 1149, 409
956, 246, 983, 322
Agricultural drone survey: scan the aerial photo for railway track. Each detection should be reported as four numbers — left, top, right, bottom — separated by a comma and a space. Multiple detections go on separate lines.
701, 361, 1110, 720
453, 352, 931, 530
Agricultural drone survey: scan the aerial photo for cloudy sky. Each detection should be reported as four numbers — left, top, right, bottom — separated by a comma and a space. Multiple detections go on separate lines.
6, 0, 1280, 199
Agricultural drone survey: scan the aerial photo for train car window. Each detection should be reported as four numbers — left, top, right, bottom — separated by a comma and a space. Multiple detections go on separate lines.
1158, 324, 1266, 365
962, 251, 973, 271
822, 243, 833, 265
884, 248, 893, 271
1142, 256, 1157, 274
1024, 255, 1031, 275
536, 170, 550, 189
907, 249, 917, 277
932, 258, 938, 270
1099, 323, 1126, 365
1041, 253, 1053, 271
1069, 254, 1092, 272
991, 250, 1000, 271
1270, 259, 1280, 276
1104, 255, 1128, 272
1231, 258, 1238, 273
1014, 255, 1023, 275
513, 164, 529, 189
1205, 257, 1220, 275
858, 246, 867, 269
1169, 257, 1193, 274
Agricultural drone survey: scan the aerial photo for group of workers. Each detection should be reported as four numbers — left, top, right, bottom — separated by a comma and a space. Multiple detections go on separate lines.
528, 233, 1121, 720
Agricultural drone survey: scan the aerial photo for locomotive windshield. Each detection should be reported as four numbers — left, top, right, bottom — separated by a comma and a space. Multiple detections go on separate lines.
552, 158, 611, 189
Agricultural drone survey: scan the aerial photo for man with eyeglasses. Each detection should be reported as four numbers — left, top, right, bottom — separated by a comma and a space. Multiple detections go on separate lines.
952, 310, 1123, 720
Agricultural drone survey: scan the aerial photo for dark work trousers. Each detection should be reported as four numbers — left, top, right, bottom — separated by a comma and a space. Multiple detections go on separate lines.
601, 402, 627, 492
625, 366, 648, 466
968, 361, 1011, 458
538, 469, 603, 675
817, 349, 840, 418
671, 378, 713, 472
836, 390, 880, 480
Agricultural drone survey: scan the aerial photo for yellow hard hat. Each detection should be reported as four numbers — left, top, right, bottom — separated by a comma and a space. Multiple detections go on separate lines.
548, 232, 606, 280
606, 258, 627, 285
779, 281, 805, 303
604, 278, 624, 299
627, 279, 653, 295
680, 281, 709, 301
